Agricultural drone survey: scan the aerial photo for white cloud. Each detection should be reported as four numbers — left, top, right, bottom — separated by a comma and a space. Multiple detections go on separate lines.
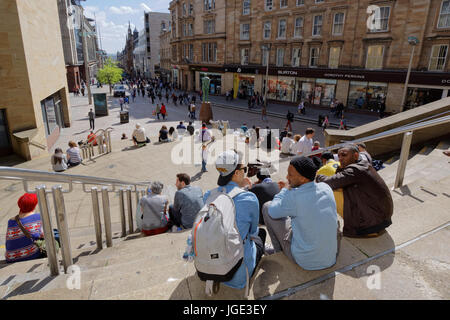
110, 6, 139, 15
140, 3, 152, 12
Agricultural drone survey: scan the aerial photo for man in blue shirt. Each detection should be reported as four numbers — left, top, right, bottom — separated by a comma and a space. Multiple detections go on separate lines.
203, 150, 266, 290
263, 156, 338, 270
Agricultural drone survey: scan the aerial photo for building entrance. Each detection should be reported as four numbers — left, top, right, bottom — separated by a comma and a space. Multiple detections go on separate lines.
0, 109, 12, 156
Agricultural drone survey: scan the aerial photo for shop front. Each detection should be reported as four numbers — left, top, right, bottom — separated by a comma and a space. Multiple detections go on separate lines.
172, 68, 179, 88
199, 72, 222, 95
347, 81, 388, 111
234, 74, 255, 99
223, 65, 450, 112
404, 87, 445, 110
265, 76, 337, 106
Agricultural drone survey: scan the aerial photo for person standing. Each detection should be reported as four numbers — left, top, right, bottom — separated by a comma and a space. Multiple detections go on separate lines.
322, 115, 329, 133
155, 104, 161, 120
201, 144, 208, 172
160, 103, 167, 120
119, 97, 124, 111
286, 110, 294, 132
296, 128, 315, 156
339, 115, 347, 130
261, 106, 268, 122
88, 108, 95, 130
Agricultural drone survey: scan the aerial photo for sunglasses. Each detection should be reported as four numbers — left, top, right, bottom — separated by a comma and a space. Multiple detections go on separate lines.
238, 166, 247, 174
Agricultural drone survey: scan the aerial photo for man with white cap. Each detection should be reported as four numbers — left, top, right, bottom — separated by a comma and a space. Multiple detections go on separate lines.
263, 156, 338, 270
132, 123, 150, 146
201, 150, 266, 290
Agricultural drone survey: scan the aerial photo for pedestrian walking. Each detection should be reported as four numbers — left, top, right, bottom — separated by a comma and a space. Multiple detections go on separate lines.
286, 110, 294, 132
201, 144, 208, 172
262, 106, 268, 122
165, 92, 169, 103
81, 86, 85, 96
322, 115, 329, 133
88, 108, 95, 130
119, 97, 124, 111
160, 103, 167, 120
339, 115, 347, 130
155, 104, 161, 120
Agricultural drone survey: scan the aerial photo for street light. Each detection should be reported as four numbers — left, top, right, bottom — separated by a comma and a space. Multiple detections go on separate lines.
262, 44, 271, 110
400, 36, 419, 110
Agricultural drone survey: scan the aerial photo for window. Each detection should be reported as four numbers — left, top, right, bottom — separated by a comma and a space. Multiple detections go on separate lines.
204, 0, 215, 11
296, 0, 304, 5
243, 0, 251, 15
276, 48, 284, 66
188, 23, 193, 36
294, 17, 304, 38
438, 1, 450, 28
292, 48, 301, 66
204, 20, 215, 34
265, 0, 273, 11
189, 4, 194, 15
278, 19, 286, 38
315, 0, 324, 2
312, 15, 323, 36
263, 21, 271, 39
309, 47, 320, 67
366, 45, 384, 69
333, 13, 345, 35
182, 23, 187, 36
262, 48, 269, 66
240, 23, 250, 40
280, 0, 287, 8
241, 48, 250, 65
370, 7, 390, 32
429, 45, 448, 71
189, 44, 194, 61
183, 3, 187, 16
202, 43, 217, 62
329, 47, 341, 68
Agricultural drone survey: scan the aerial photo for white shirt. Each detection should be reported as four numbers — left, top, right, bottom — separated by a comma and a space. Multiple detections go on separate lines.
171, 130, 179, 140
297, 135, 313, 155
281, 137, 295, 154
133, 127, 146, 142
197, 129, 212, 142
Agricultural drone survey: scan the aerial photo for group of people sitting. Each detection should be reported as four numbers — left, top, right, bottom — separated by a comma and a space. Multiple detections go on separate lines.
130, 143, 392, 290
51, 141, 83, 172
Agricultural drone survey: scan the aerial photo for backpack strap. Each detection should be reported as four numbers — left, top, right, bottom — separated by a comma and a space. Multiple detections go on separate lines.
227, 187, 245, 199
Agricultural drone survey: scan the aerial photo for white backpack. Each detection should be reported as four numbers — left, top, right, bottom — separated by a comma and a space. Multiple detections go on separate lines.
191, 187, 249, 296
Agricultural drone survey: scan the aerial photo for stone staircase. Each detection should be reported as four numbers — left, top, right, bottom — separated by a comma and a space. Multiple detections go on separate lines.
0, 138, 449, 300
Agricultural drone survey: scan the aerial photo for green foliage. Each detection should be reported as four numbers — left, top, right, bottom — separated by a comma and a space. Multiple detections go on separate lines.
97, 58, 123, 89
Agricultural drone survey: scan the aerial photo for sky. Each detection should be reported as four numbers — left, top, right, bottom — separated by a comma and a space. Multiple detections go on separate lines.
82, 0, 170, 55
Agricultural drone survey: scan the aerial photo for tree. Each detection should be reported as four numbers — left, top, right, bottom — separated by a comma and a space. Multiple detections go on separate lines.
97, 58, 123, 94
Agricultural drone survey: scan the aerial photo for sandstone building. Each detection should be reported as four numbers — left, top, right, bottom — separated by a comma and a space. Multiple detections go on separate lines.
169, 0, 450, 113
0, 0, 71, 160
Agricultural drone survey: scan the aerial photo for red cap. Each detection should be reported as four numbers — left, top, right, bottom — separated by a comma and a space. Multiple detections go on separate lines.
17, 193, 38, 213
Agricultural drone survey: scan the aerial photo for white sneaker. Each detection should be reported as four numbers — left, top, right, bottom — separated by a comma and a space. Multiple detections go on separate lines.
171, 225, 178, 233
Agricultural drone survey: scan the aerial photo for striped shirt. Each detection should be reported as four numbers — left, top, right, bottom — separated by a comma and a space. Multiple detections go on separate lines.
66, 147, 82, 163
5, 213, 43, 263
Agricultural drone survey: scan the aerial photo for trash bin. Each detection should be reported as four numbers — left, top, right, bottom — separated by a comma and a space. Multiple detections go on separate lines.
318, 114, 325, 127
120, 111, 129, 124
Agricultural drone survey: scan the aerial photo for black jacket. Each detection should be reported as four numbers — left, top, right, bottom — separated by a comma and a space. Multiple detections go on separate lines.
249, 181, 280, 225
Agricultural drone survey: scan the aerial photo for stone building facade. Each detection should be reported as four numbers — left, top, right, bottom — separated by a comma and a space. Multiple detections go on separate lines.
145, 12, 171, 79
169, 0, 450, 113
0, 0, 71, 159
160, 28, 172, 82
169, 0, 227, 92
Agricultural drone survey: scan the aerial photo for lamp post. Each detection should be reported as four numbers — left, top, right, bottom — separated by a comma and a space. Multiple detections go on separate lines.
81, 6, 92, 105
400, 36, 419, 111
263, 44, 271, 110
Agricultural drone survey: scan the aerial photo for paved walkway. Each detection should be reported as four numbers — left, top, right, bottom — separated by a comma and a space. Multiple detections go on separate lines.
207, 94, 380, 128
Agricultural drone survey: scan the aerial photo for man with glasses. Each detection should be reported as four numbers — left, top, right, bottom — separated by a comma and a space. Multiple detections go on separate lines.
202, 150, 266, 290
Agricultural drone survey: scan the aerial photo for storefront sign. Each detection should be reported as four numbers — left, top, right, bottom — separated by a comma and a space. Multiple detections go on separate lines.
278, 70, 299, 76
323, 73, 365, 80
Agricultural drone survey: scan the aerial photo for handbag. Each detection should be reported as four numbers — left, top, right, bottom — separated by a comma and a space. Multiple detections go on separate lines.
15, 215, 60, 258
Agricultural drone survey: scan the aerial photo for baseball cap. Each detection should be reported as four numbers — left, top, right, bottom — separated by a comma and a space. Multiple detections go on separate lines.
215, 150, 241, 186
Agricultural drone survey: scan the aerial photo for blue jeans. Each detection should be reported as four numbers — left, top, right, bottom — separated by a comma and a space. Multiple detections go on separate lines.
201, 160, 207, 172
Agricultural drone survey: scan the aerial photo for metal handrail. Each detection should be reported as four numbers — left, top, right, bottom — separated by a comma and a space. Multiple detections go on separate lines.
0, 166, 150, 276
0, 166, 150, 189
302, 115, 450, 158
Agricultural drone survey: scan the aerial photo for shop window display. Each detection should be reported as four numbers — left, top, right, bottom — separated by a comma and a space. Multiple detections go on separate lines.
348, 81, 387, 110
237, 75, 255, 99
199, 72, 222, 95
404, 88, 444, 110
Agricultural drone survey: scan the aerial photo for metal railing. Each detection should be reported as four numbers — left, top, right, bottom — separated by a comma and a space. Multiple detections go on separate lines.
0, 167, 150, 276
80, 127, 113, 161
300, 114, 450, 189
